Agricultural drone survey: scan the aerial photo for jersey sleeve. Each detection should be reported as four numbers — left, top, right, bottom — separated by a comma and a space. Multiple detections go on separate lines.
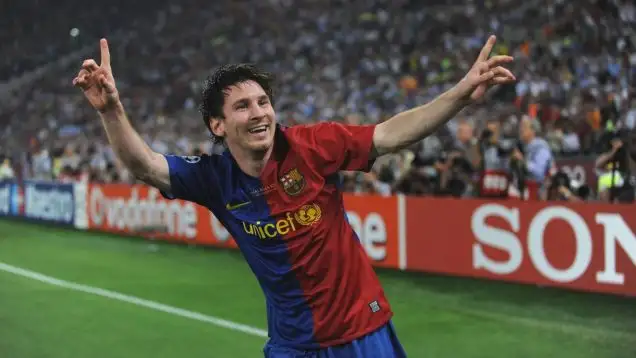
288, 122, 377, 176
160, 154, 222, 207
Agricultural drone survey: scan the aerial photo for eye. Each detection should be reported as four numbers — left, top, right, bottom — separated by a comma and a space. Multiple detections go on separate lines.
235, 102, 248, 110
259, 98, 270, 106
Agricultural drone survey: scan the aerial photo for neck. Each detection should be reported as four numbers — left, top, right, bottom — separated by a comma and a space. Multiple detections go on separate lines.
229, 143, 274, 178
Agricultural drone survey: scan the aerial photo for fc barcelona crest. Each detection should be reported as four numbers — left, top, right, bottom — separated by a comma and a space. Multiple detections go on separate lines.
279, 168, 305, 196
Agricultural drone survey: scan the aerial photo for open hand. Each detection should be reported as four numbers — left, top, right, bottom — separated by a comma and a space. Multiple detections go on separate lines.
72, 39, 119, 113
456, 35, 516, 102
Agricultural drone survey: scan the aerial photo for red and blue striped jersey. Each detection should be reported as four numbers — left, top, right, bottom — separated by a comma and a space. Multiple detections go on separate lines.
162, 122, 393, 349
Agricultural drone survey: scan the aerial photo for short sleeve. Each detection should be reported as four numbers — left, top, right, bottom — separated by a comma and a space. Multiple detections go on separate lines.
161, 154, 222, 207
287, 122, 377, 176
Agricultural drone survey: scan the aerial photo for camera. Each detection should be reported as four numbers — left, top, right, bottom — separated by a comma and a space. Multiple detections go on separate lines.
547, 170, 591, 201
479, 129, 521, 158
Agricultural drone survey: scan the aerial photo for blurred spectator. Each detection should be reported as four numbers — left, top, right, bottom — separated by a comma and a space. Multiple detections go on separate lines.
0, 158, 16, 180
594, 129, 636, 203
515, 116, 553, 183
596, 162, 625, 202
29, 140, 53, 181
510, 116, 554, 199
341, 171, 392, 197
544, 170, 588, 202
1, 0, 635, 204
476, 118, 513, 198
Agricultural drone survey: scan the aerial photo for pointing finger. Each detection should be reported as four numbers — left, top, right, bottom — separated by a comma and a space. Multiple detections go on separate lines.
100, 38, 111, 69
477, 35, 496, 63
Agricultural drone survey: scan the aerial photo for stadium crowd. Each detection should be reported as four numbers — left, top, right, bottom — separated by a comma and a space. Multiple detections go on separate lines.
1, 0, 635, 203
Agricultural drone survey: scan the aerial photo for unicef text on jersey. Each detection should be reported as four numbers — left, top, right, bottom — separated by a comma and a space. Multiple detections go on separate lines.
23, 181, 75, 225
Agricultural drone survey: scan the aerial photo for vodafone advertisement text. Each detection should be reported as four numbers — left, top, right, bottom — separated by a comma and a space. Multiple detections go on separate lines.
86, 184, 400, 267
87, 183, 236, 248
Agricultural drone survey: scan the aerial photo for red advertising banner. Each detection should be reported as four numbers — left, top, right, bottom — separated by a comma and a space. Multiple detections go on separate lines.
87, 183, 237, 248
343, 195, 400, 269
405, 198, 636, 297
86, 182, 635, 297
86, 184, 400, 267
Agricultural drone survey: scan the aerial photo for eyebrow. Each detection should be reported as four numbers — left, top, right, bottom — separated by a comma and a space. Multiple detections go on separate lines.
232, 95, 269, 107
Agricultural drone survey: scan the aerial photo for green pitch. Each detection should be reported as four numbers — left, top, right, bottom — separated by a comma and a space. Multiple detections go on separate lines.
0, 219, 634, 358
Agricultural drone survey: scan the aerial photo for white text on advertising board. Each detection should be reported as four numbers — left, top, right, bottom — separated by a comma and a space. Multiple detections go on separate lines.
90, 186, 198, 239
25, 185, 74, 223
471, 204, 636, 285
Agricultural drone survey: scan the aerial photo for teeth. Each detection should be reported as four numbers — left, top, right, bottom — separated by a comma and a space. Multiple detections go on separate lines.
249, 125, 268, 133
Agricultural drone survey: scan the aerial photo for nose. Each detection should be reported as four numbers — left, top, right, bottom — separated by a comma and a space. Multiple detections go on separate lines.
249, 102, 266, 120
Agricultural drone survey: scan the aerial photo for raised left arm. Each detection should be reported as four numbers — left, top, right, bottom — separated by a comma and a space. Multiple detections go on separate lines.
372, 35, 516, 157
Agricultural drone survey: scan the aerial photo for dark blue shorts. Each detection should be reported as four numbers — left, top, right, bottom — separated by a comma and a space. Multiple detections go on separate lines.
264, 321, 407, 358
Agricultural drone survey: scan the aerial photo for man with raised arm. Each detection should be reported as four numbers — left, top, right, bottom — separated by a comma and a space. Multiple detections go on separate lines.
73, 36, 515, 358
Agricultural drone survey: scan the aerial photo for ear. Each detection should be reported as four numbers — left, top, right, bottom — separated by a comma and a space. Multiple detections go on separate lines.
210, 117, 225, 139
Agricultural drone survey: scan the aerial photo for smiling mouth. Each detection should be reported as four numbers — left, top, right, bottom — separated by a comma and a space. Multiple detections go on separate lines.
248, 125, 269, 134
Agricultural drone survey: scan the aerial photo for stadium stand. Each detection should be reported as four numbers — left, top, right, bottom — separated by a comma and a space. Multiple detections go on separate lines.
1, 0, 635, 201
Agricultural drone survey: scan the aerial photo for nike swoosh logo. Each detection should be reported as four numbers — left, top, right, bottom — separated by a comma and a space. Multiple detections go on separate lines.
226, 201, 251, 211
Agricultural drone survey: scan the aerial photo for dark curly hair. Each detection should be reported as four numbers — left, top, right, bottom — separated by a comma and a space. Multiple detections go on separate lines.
199, 64, 275, 143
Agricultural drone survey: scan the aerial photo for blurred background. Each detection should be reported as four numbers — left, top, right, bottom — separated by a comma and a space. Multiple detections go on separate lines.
1, 0, 635, 357
1, 0, 635, 203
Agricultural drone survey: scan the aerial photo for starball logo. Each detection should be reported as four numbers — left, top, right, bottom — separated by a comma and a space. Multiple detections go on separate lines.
242, 203, 322, 240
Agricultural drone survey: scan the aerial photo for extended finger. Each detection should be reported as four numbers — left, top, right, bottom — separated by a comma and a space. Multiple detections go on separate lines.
82, 59, 99, 73
477, 35, 496, 63
490, 76, 516, 85
492, 66, 516, 81
100, 38, 111, 70
487, 55, 514, 68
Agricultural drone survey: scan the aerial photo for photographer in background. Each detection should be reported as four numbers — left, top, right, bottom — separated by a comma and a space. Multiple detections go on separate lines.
595, 129, 636, 203
510, 116, 554, 200
433, 120, 480, 198
476, 118, 515, 198
340, 170, 392, 197
433, 151, 473, 198
544, 170, 589, 202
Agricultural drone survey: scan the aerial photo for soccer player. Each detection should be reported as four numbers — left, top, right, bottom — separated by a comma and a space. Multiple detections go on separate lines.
73, 36, 515, 357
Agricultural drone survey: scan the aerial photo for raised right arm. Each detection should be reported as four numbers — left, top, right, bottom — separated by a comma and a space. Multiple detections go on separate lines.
98, 105, 170, 192
73, 39, 170, 192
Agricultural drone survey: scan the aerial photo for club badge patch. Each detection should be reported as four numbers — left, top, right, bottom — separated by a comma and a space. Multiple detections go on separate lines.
279, 168, 305, 196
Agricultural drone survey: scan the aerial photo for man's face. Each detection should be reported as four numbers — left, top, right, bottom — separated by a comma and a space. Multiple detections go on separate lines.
211, 81, 276, 154
519, 119, 534, 144
457, 122, 473, 144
